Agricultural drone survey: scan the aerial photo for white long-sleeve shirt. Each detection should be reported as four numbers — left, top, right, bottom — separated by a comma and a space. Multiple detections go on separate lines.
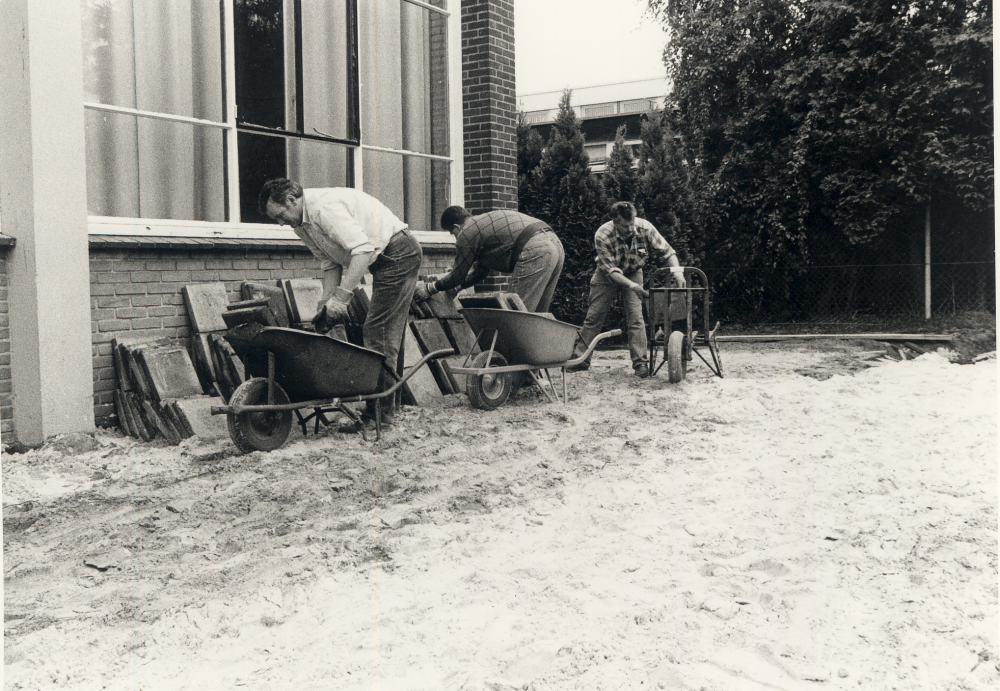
293, 188, 407, 271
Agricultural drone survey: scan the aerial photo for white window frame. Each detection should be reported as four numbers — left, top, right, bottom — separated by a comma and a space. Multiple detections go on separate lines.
85, 0, 462, 244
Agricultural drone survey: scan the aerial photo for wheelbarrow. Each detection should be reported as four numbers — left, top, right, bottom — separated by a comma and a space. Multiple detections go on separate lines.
448, 308, 621, 409
210, 324, 452, 452
646, 266, 722, 382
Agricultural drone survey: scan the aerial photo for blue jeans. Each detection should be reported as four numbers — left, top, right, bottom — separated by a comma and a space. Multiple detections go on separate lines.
508, 231, 565, 312
577, 268, 647, 368
365, 228, 422, 415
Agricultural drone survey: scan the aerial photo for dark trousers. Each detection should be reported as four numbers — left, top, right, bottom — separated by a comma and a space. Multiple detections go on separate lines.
365, 228, 422, 417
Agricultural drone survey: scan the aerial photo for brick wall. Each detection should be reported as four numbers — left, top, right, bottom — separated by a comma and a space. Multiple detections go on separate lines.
461, 0, 517, 214
0, 248, 11, 440
89, 241, 455, 426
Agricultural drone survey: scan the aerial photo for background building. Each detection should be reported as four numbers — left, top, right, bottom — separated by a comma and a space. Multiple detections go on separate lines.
0, 0, 518, 446
518, 77, 668, 173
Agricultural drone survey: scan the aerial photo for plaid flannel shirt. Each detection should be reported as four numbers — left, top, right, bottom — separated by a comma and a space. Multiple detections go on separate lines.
435, 210, 547, 292
594, 218, 675, 277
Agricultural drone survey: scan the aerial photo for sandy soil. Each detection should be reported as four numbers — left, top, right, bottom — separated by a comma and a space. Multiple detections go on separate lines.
3, 340, 997, 691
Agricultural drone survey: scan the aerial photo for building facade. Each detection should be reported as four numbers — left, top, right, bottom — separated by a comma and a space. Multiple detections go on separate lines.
0, 0, 517, 446
519, 78, 668, 174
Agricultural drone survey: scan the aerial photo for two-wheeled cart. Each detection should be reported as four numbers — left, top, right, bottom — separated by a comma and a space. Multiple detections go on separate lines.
448, 308, 621, 409
646, 266, 723, 382
211, 324, 452, 452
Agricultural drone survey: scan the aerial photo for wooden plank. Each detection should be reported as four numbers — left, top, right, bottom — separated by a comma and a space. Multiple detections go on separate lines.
241, 282, 290, 327
425, 291, 462, 319
125, 392, 155, 441
113, 390, 135, 437
182, 283, 230, 333
134, 345, 204, 402
278, 280, 299, 323
111, 338, 134, 392
410, 319, 452, 354
400, 325, 444, 406
284, 278, 324, 324
429, 360, 455, 394
142, 400, 180, 444
174, 396, 230, 441
441, 319, 481, 357
438, 356, 466, 394
190, 332, 219, 384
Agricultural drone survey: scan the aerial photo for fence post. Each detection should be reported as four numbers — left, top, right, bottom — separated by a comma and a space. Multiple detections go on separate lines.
924, 201, 932, 320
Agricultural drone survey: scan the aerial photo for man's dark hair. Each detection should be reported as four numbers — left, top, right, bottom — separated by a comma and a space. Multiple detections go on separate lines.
440, 205, 473, 231
259, 178, 304, 215
610, 201, 636, 222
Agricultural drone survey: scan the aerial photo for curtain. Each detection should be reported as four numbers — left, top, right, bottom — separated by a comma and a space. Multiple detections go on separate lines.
81, 0, 224, 222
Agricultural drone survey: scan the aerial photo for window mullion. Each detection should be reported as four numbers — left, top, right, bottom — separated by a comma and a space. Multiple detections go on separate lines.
222, 0, 241, 224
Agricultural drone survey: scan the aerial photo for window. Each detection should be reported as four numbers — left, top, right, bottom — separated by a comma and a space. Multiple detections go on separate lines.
81, 0, 456, 235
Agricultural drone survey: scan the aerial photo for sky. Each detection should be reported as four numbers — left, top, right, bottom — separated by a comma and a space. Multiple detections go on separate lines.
513, 0, 669, 97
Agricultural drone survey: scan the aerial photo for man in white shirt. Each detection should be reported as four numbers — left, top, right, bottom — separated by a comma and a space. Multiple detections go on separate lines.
260, 178, 422, 430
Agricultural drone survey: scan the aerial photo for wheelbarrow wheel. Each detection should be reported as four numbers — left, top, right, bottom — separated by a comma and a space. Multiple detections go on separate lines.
466, 352, 513, 410
228, 378, 293, 453
667, 330, 687, 383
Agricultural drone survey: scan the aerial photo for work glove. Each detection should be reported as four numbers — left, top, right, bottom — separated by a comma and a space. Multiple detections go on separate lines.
413, 281, 433, 302
314, 286, 353, 325
627, 280, 649, 298
670, 267, 687, 288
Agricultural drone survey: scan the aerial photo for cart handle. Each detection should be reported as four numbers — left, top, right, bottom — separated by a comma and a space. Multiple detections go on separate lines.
561, 329, 622, 368
211, 348, 454, 415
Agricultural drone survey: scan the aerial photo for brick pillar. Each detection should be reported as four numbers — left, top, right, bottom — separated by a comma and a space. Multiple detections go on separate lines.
461, 0, 517, 214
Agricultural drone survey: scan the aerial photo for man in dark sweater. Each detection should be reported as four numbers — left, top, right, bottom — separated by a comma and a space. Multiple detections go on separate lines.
414, 206, 564, 313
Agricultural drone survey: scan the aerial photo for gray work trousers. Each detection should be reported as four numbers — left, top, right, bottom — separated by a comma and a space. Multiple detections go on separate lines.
577, 268, 647, 368
508, 231, 565, 313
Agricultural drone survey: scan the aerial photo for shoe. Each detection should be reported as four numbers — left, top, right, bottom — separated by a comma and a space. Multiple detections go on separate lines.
566, 361, 590, 373
634, 363, 650, 378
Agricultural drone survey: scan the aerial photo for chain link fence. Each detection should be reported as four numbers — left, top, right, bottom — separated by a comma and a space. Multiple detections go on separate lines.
700, 261, 995, 328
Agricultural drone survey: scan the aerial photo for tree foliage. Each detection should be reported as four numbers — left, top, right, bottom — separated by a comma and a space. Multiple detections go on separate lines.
647, 0, 993, 301
637, 109, 703, 265
603, 124, 639, 206
527, 90, 608, 323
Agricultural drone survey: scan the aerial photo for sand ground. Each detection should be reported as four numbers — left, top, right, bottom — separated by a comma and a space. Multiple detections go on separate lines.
3, 340, 997, 690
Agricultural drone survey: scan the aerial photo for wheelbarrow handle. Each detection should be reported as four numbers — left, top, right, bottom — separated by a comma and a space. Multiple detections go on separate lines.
562, 329, 622, 368
363, 348, 454, 400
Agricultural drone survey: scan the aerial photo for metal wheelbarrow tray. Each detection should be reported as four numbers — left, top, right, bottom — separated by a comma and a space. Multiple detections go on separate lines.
212, 325, 452, 452
449, 308, 621, 409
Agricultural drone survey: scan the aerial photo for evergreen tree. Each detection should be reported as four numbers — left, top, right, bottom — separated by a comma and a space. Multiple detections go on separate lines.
603, 124, 639, 207
636, 109, 702, 265
531, 90, 608, 323
516, 111, 545, 217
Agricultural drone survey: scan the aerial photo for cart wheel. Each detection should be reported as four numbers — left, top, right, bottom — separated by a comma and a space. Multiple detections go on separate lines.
667, 331, 687, 383
228, 378, 293, 453
466, 352, 512, 410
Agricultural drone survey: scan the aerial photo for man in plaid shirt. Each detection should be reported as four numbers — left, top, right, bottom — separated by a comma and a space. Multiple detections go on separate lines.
415, 207, 564, 313
569, 201, 685, 378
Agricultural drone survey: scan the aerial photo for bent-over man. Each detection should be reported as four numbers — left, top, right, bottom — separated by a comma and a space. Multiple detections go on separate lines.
414, 207, 564, 313
260, 178, 421, 430
569, 201, 685, 378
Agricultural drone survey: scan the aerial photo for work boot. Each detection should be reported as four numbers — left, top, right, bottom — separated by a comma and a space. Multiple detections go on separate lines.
634, 363, 650, 378
565, 360, 590, 373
